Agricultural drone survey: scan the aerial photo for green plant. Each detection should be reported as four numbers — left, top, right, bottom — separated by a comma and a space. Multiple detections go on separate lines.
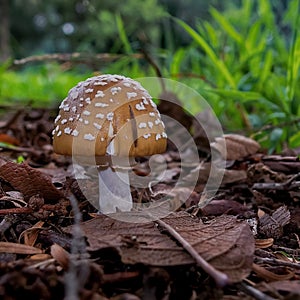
172, 0, 300, 152
0, 63, 90, 107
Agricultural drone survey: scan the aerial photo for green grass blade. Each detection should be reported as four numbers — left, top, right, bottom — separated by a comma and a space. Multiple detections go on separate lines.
210, 7, 244, 46
174, 18, 236, 89
204, 88, 263, 101
115, 14, 133, 54
241, 0, 254, 25
258, 0, 275, 28
170, 48, 186, 76
286, 0, 300, 103
245, 19, 262, 52
201, 21, 218, 48
257, 49, 273, 91
115, 14, 140, 74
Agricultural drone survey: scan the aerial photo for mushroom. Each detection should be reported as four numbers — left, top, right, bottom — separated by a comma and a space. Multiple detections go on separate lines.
52, 74, 167, 214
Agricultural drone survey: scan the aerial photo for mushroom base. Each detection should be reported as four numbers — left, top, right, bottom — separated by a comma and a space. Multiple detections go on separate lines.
97, 165, 133, 214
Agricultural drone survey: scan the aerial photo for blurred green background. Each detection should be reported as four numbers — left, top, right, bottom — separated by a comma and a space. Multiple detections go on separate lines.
0, 0, 299, 152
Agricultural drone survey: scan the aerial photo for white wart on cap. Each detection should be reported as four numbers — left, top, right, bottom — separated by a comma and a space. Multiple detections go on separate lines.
52, 74, 167, 158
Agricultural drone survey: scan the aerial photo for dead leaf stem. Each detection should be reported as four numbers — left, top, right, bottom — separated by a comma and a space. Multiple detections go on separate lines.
236, 282, 277, 300
154, 216, 229, 287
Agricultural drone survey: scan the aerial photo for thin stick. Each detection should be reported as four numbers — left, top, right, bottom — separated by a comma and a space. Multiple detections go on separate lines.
13, 52, 143, 67
155, 217, 229, 287
0, 207, 33, 215
64, 193, 88, 300
255, 257, 300, 270
236, 282, 277, 300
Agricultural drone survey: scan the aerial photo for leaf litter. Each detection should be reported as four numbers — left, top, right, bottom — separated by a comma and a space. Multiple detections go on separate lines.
0, 107, 299, 299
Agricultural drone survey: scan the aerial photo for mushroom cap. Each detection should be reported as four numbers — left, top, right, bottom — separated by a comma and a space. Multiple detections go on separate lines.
52, 74, 167, 158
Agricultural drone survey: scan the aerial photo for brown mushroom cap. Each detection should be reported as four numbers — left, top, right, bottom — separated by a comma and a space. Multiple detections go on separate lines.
52, 74, 167, 158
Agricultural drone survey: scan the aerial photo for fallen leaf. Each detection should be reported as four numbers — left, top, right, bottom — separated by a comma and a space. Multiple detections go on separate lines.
221, 169, 248, 185
0, 242, 43, 255
50, 243, 70, 269
19, 220, 45, 247
200, 199, 249, 216
0, 133, 20, 146
28, 254, 52, 261
0, 161, 64, 202
252, 263, 295, 281
69, 212, 255, 283
150, 186, 199, 210
211, 134, 260, 161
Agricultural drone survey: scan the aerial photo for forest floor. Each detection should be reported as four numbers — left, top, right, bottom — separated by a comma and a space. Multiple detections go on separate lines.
0, 107, 300, 300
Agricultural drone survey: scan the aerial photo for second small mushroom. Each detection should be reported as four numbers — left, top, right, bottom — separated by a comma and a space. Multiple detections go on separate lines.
52, 74, 167, 214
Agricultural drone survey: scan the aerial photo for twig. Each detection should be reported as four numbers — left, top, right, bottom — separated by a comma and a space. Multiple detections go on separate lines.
254, 257, 300, 270
154, 216, 229, 287
252, 173, 300, 191
64, 193, 89, 300
13, 52, 143, 67
0, 204, 68, 215
236, 282, 277, 300
271, 244, 300, 255
253, 181, 300, 191
0, 207, 33, 215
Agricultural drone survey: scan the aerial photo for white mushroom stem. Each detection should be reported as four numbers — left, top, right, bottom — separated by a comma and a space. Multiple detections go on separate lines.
97, 166, 133, 214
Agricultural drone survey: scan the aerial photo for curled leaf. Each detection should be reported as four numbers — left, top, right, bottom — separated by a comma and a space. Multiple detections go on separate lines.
0, 161, 64, 202
252, 263, 295, 281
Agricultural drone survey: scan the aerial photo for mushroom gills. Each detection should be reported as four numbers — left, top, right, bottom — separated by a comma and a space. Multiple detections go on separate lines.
97, 166, 133, 213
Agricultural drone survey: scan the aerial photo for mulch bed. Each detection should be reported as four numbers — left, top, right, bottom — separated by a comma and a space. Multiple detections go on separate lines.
0, 107, 299, 300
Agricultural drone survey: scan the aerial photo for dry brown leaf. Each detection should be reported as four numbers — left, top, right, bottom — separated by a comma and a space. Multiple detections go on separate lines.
70, 212, 255, 283
201, 199, 249, 216
252, 263, 295, 281
221, 169, 247, 185
50, 243, 70, 269
0, 241, 43, 254
211, 134, 260, 161
0, 161, 64, 201
19, 221, 45, 247
151, 186, 199, 210
0, 133, 20, 145
29, 253, 52, 261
